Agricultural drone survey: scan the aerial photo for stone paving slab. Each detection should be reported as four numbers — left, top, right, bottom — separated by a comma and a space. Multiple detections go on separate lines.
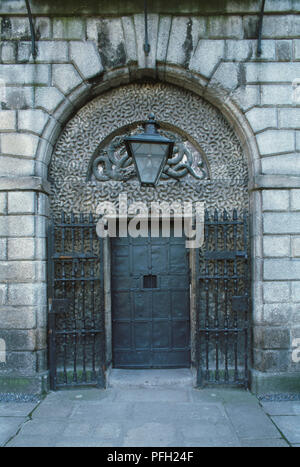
240, 438, 289, 447
261, 401, 300, 416
271, 416, 300, 444
224, 402, 281, 440
0, 386, 295, 448
0, 417, 27, 447
0, 402, 37, 417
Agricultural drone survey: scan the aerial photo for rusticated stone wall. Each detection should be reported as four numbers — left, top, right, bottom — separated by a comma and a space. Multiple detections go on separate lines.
0, 0, 299, 393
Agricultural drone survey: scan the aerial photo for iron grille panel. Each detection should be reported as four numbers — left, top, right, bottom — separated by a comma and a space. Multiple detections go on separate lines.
196, 209, 250, 388
48, 212, 105, 390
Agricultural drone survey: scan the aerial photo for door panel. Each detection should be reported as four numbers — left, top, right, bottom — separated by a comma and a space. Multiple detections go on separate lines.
111, 224, 190, 368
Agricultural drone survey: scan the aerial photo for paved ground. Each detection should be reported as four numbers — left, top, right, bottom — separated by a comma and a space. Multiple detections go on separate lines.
1, 384, 299, 447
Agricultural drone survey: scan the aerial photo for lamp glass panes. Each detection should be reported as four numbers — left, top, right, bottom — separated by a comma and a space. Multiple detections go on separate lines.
124, 114, 174, 187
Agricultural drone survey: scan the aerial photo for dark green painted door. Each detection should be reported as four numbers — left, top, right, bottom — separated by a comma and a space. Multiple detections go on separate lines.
111, 227, 190, 368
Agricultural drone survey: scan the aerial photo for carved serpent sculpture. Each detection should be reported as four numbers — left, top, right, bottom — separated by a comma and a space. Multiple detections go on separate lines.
92, 138, 207, 182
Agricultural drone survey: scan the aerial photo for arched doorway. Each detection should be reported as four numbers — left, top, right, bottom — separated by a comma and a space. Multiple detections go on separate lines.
48, 81, 250, 389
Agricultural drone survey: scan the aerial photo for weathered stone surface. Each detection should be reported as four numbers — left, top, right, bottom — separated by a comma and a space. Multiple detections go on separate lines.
0, 307, 36, 330
87, 18, 126, 69
69, 41, 103, 79
8, 238, 35, 260
167, 17, 205, 67
3, 351, 37, 375
264, 258, 300, 280
53, 18, 85, 40
279, 109, 300, 129
263, 283, 290, 304
254, 327, 290, 350
0, 16, 30, 40
134, 14, 159, 70
189, 40, 224, 78
226, 39, 276, 61
261, 84, 293, 105
17, 109, 48, 135
35, 17, 51, 39
0, 157, 34, 177
1, 42, 16, 63
0, 329, 36, 351
8, 283, 46, 307
263, 303, 291, 324
246, 63, 300, 83
209, 61, 240, 91
52, 64, 82, 95
263, 235, 290, 258
291, 190, 300, 210
0, 216, 35, 237
0, 64, 50, 85
230, 85, 260, 111
276, 40, 292, 61
264, 212, 300, 234
256, 130, 295, 156
291, 282, 300, 302
207, 15, 243, 39
0, 238, 7, 260
0, 177, 50, 194
262, 190, 289, 211
0, 284, 7, 306
0, 262, 37, 283
262, 15, 296, 38
261, 154, 300, 176
0, 193, 7, 215
0, 110, 16, 130
297, 132, 300, 151
8, 192, 35, 214
1, 86, 34, 110
246, 108, 277, 133
292, 237, 300, 257
35, 87, 65, 113
35, 41, 68, 63
1, 133, 39, 158
156, 16, 172, 63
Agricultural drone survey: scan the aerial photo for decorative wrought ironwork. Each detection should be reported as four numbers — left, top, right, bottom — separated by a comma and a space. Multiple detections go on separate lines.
48, 212, 105, 390
92, 129, 208, 183
196, 209, 250, 388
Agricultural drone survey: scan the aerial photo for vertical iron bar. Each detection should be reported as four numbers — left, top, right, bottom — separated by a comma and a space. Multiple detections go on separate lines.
233, 209, 239, 382
204, 210, 210, 382
214, 210, 219, 382
98, 226, 105, 387
48, 219, 56, 390
89, 212, 97, 381
61, 213, 67, 385
243, 211, 249, 388
71, 212, 78, 383
80, 213, 87, 382
223, 210, 229, 383
48, 307, 57, 390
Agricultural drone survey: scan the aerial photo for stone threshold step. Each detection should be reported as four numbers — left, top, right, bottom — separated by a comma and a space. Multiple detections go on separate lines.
108, 368, 195, 388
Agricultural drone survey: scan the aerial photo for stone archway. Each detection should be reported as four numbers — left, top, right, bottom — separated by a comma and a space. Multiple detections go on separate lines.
48, 80, 251, 383
49, 81, 249, 215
